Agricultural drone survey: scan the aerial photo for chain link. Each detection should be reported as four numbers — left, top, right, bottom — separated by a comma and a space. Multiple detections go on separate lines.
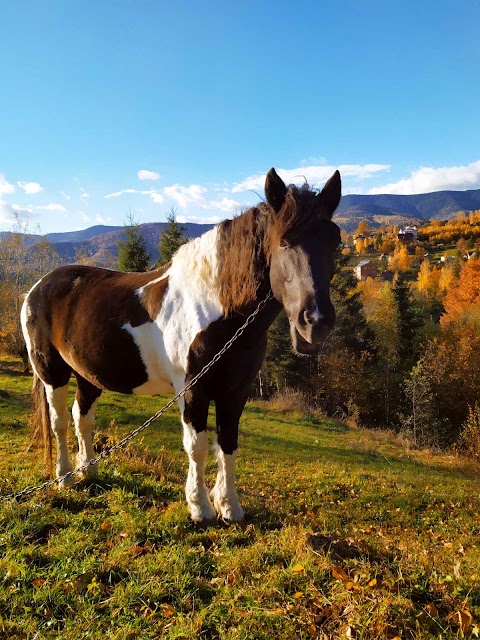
1, 291, 274, 503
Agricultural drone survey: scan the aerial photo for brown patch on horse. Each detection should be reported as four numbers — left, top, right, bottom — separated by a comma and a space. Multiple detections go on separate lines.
139, 274, 170, 319
28, 264, 171, 394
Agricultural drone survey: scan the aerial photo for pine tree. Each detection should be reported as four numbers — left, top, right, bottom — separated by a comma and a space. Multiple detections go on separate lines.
157, 207, 188, 265
117, 215, 151, 272
262, 310, 312, 394
393, 271, 425, 368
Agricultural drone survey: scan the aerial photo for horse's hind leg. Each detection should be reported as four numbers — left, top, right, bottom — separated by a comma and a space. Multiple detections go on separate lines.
72, 374, 102, 477
43, 383, 75, 486
28, 345, 74, 486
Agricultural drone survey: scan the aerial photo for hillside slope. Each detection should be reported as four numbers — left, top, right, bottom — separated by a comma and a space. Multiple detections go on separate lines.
0, 359, 479, 639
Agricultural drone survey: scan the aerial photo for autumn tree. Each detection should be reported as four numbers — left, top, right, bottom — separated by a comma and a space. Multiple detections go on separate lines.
355, 221, 370, 236
441, 257, 480, 326
0, 214, 61, 360
312, 261, 376, 421
117, 214, 151, 272
410, 322, 480, 445
362, 281, 400, 424
389, 243, 412, 272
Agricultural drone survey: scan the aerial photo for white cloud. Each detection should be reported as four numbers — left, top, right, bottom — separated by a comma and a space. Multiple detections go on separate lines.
80, 212, 90, 223
0, 174, 15, 195
18, 202, 67, 213
163, 184, 208, 208
150, 192, 164, 204
208, 196, 244, 213
17, 181, 44, 194
60, 191, 71, 201
368, 160, 480, 195
96, 214, 113, 224
105, 188, 157, 198
138, 169, 160, 181
232, 163, 391, 193
39, 203, 67, 212
80, 191, 89, 199
0, 200, 17, 224
177, 214, 224, 224
0, 200, 33, 224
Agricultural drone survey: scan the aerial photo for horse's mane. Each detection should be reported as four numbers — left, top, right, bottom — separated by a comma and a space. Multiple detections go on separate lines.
216, 183, 321, 315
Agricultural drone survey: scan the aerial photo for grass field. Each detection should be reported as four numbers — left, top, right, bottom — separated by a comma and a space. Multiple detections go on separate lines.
1, 355, 479, 639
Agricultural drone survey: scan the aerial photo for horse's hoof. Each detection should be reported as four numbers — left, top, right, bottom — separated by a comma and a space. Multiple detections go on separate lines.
58, 475, 75, 489
192, 517, 217, 529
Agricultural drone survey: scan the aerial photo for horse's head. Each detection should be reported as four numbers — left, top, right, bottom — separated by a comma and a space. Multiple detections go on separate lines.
266, 168, 341, 355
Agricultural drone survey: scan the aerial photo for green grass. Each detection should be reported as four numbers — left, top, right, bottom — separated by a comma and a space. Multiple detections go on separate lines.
1, 356, 479, 639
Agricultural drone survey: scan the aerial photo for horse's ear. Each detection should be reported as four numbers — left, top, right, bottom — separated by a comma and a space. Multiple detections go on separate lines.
317, 170, 341, 218
265, 168, 287, 213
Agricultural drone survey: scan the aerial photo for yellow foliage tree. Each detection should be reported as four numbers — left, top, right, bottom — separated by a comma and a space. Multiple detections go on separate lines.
417, 259, 441, 301
356, 221, 370, 236
355, 237, 366, 254
441, 258, 480, 326
389, 243, 412, 271
438, 263, 457, 294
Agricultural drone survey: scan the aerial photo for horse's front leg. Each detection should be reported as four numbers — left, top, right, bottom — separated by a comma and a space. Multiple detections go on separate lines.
211, 395, 246, 522
181, 393, 216, 523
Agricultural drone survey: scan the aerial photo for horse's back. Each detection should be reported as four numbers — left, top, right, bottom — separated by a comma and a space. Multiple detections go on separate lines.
22, 265, 173, 393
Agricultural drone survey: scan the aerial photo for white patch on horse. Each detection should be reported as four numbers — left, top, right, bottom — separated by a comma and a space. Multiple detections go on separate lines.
310, 305, 324, 323
44, 384, 74, 486
20, 278, 45, 378
122, 228, 224, 395
183, 420, 216, 522
135, 270, 170, 298
72, 397, 99, 475
211, 442, 244, 521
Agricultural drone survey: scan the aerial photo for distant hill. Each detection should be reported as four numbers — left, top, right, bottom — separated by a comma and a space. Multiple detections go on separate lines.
336, 188, 480, 232
15, 222, 215, 264
3, 187, 480, 260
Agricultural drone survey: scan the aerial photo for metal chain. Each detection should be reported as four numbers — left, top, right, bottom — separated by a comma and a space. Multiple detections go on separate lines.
1, 291, 274, 503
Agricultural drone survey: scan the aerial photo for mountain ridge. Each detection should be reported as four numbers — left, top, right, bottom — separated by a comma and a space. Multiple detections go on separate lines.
2, 187, 480, 257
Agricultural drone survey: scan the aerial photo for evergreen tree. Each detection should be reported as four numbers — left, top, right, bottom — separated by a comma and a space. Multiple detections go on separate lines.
392, 271, 425, 368
117, 214, 151, 272
262, 310, 312, 395
157, 207, 188, 265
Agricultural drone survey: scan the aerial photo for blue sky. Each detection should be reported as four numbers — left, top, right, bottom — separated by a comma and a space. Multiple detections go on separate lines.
1, 0, 479, 233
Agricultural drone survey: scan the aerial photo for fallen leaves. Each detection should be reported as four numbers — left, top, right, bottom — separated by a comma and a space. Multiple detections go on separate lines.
160, 604, 175, 618
32, 578, 45, 588
291, 563, 305, 573
446, 609, 473, 634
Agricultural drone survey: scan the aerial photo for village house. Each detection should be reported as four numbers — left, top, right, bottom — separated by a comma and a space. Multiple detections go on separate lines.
354, 260, 378, 281
398, 226, 418, 243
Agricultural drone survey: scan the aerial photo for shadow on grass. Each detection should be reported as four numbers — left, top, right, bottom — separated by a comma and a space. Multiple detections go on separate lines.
307, 532, 396, 565
45, 475, 178, 513
0, 360, 29, 377
246, 429, 480, 485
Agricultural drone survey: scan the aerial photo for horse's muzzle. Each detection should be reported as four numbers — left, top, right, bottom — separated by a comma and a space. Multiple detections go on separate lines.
290, 319, 334, 355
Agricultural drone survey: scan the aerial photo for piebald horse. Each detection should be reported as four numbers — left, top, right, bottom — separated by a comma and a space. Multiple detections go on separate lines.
21, 169, 341, 522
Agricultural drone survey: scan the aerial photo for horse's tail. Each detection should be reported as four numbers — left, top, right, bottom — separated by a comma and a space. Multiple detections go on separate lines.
31, 373, 53, 477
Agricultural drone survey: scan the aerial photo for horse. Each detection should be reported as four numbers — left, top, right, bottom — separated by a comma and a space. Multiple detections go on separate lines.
21, 168, 342, 523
